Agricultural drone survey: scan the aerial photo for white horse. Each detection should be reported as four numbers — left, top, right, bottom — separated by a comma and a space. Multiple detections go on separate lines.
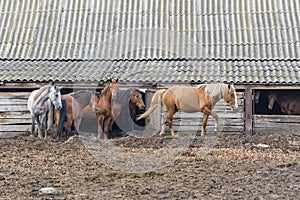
27, 84, 62, 138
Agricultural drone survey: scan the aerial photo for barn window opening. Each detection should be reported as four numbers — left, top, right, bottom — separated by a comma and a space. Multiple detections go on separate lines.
254, 89, 300, 115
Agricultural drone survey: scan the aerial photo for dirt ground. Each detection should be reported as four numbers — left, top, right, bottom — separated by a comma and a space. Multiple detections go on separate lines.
0, 131, 299, 199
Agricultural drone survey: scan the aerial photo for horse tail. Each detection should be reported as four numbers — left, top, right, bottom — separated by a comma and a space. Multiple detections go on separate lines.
57, 100, 67, 140
136, 89, 166, 120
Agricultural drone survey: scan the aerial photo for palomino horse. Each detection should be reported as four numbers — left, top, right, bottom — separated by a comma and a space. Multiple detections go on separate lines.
27, 84, 62, 138
107, 89, 145, 133
91, 78, 119, 139
137, 83, 238, 136
55, 90, 93, 140
268, 91, 300, 114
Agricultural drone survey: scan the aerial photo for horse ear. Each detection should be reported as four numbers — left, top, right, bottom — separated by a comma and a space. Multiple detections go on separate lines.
116, 78, 119, 83
109, 78, 112, 83
228, 82, 234, 89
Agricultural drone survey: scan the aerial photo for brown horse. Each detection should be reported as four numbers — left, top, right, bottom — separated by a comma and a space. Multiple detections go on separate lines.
137, 83, 238, 136
108, 89, 145, 132
268, 91, 300, 114
55, 90, 93, 140
91, 78, 119, 139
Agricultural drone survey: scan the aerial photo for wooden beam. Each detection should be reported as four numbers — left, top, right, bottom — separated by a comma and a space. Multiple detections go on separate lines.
244, 86, 253, 133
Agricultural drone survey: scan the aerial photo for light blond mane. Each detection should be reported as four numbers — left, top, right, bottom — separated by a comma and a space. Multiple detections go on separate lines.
197, 83, 227, 99
33, 85, 50, 101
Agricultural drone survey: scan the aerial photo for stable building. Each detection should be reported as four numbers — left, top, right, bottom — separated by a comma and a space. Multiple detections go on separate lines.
0, 0, 299, 137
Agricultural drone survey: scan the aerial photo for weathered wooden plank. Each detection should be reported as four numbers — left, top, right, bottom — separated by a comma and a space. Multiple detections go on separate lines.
0, 118, 32, 124
254, 115, 300, 123
172, 125, 243, 132
172, 112, 244, 119
0, 111, 31, 119
172, 119, 243, 126
0, 132, 27, 138
0, 99, 28, 105
0, 124, 31, 132
254, 114, 300, 134
0, 105, 29, 112
0, 94, 29, 97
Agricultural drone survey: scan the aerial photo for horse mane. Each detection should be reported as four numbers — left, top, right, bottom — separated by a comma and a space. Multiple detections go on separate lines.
100, 84, 111, 96
33, 85, 51, 101
197, 83, 227, 99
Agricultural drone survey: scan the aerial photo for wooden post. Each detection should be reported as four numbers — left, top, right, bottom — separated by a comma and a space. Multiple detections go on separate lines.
244, 87, 253, 133
145, 89, 161, 130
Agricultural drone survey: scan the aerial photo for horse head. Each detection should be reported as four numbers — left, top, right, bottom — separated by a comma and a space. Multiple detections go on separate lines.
268, 92, 277, 110
108, 78, 119, 100
130, 89, 145, 110
254, 91, 261, 104
91, 91, 100, 112
224, 83, 238, 110
49, 85, 62, 110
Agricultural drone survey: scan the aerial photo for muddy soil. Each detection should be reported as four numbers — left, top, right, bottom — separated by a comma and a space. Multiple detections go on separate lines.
0, 132, 299, 199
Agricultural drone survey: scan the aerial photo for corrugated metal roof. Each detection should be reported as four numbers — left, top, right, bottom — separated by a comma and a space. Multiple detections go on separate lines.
0, 0, 299, 61
1, 60, 300, 84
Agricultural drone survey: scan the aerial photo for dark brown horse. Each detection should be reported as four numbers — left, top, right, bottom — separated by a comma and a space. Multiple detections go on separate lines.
55, 90, 93, 140
137, 83, 238, 136
108, 89, 145, 132
91, 79, 119, 139
268, 91, 300, 114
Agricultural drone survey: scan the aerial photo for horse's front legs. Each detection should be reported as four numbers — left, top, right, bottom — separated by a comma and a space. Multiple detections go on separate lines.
31, 115, 36, 135
201, 107, 218, 136
97, 115, 104, 139
36, 115, 43, 138
41, 112, 48, 139
103, 116, 112, 139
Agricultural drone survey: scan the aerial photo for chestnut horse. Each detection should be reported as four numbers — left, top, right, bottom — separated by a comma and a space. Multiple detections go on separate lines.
55, 90, 93, 140
91, 79, 119, 139
108, 89, 145, 132
268, 91, 300, 114
137, 83, 238, 136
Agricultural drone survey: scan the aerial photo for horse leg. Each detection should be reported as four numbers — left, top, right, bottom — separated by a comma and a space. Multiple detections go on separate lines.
160, 109, 176, 136
65, 120, 73, 140
97, 115, 104, 139
202, 107, 218, 135
31, 115, 36, 135
36, 116, 43, 138
201, 114, 209, 136
74, 117, 81, 135
103, 117, 111, 139
41, 113, 48, 139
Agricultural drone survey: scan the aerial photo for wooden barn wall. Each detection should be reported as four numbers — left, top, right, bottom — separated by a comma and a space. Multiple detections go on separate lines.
254, 115, 300, 135
253, 87, 300, 135
0, 92, 31, 137
145, 90, 245, 134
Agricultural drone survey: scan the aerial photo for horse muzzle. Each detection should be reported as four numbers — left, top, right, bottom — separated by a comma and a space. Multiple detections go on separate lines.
92, 106, 99, 113
268, 105, 273, 110
138, 105, 145, 110
55, 104, 62, 110
111, 94, 117, 100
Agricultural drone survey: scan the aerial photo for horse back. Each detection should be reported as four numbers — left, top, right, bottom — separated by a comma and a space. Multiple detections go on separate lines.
164, 86, 209, 113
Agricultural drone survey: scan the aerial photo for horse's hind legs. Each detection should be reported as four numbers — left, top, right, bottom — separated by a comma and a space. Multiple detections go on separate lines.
160, 111, 175, 136
31, 115, 36, 135
201, 114, 209, 136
